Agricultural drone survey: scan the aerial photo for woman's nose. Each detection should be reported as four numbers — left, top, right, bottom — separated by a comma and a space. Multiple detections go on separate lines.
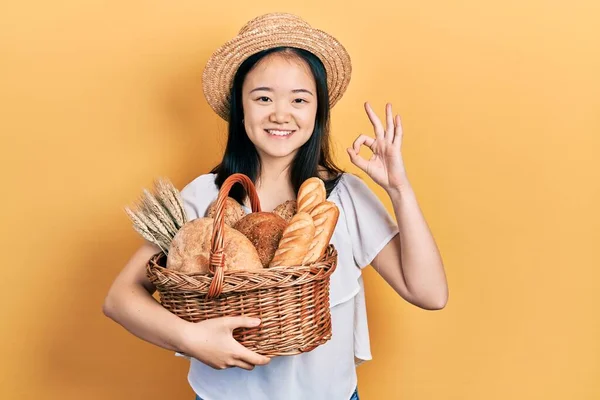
269, 102, 291, 123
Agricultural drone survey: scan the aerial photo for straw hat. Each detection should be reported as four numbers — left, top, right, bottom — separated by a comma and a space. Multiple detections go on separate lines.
202, 12, 352, 120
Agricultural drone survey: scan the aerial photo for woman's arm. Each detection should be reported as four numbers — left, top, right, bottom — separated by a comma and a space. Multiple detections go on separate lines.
347, 102, 448, 310
103, 242, 271, 370
371, 183, 448, 310
102, 243, 187, 351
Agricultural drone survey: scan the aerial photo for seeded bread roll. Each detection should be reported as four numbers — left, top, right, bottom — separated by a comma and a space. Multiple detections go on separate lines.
297, 177, 326, 214
303, 201, 339, 264
273, 200, 297, 222
206, 197, 246, 227
233, 212, 287, 268
167, 217, 262, 273
269, 212, 315, 267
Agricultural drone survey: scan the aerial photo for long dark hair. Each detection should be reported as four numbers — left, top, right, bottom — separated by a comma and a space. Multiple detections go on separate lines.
210, 47, 344, 205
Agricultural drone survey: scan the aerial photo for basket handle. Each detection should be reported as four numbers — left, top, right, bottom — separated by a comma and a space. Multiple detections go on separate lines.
207, 173, 261, 298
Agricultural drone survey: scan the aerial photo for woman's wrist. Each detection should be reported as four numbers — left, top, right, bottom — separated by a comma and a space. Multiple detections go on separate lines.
386, 180, 414, 198
170, 318, 195, 354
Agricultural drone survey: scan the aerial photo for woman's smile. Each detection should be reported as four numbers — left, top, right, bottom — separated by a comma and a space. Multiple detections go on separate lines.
265, 128, 296, 138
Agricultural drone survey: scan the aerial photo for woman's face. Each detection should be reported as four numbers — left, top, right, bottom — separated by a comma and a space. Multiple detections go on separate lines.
241, 53, 318, 164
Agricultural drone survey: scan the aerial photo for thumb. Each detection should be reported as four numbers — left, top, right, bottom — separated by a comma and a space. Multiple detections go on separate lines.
224, 316, 262, 330
347, 147, 368, 172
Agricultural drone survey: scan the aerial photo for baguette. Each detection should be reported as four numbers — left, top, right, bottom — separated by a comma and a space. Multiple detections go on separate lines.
269, 212, 315, 267
297, 177, 326, 214
303, 201, 339, 264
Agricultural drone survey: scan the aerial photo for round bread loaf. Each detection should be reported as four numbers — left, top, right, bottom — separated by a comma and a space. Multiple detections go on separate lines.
273, 200, 297, 222
167, 217, 262, 273
233, 212, 287, 268
206, 196, 246, 227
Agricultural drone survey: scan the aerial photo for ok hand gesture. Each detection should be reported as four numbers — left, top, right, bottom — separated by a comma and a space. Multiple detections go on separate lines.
347, 102, 410, 192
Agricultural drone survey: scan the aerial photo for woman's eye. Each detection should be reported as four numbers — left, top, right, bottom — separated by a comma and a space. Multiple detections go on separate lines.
257, 96, 271, 102
293, 98, 308, 104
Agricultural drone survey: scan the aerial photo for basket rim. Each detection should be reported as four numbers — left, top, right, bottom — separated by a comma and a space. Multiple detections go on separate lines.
147, 244, 338, 295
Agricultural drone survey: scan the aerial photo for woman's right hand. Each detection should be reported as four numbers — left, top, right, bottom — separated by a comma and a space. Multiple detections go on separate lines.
103, 242, 271, 372
178, 316, 271, 371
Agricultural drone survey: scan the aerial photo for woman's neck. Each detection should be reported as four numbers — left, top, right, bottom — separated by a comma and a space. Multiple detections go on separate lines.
256, 159, 292, 188
248, 157, 295, 212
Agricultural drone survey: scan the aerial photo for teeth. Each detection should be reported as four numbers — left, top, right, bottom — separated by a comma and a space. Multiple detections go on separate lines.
267, 130, 293, 136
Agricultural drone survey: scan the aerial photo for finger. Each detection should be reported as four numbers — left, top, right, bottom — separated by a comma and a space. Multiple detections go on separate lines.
393, 114, 404, 148
346, 147, 369, 172
235, 344, 271, 366
364, 102, 385, 138
230, 358, 256, 371
352, 134, 375, 154
385, 103, 395, 142
223, 316, 261, 331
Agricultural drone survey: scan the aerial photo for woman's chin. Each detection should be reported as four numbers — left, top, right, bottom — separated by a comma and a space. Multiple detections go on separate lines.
257, 148, 299, 161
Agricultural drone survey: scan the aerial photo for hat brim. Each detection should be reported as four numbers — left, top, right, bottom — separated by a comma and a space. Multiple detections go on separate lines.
202, 25, 352, 120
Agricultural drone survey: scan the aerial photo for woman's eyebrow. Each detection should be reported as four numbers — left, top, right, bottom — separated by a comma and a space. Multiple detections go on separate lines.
250, 86, 273, 93
292, 89, 314, 96
249, 87, 314, 96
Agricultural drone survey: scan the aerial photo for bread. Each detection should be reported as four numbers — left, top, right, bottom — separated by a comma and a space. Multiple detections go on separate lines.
297, 177, 326, 214
303, 201, 339, 264
206, 197, 246, 227
269, 212, 316, 267
167, 217, 263, 273
273, 200, 297, 222
233, 212, 287, 268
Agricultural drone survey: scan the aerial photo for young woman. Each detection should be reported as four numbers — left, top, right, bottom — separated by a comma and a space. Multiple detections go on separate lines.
103, 13, 448, 400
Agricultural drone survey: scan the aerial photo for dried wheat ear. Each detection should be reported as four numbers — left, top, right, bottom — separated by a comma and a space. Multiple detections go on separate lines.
124, 177, 188, 254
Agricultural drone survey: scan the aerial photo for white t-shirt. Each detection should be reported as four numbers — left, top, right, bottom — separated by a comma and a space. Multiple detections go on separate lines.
178, 172, 399, 400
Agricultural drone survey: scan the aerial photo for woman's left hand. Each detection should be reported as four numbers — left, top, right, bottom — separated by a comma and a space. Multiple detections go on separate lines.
347, 102, 410, 192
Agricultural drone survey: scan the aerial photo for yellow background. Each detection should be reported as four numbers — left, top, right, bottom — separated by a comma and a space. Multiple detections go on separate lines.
1, 1, 599, 399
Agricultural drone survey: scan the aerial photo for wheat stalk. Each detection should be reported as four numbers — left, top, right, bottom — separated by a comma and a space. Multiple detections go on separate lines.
161, 178, 187, 225
124, 177, 189, 255
155, 178, 187, 228
147, 211, 172, 238
156, 190, 183, 228
143, 189, 179, 235
132, 207, 172, 246
124, 207, 170, 253
142, 190, 174, 232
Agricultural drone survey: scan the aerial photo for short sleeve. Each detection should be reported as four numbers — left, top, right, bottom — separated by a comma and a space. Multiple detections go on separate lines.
178, 174, 220, 221
336, 173, 399, 269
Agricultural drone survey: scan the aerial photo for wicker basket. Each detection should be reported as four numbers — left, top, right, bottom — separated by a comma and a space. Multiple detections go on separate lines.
146, 173, 338, 356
